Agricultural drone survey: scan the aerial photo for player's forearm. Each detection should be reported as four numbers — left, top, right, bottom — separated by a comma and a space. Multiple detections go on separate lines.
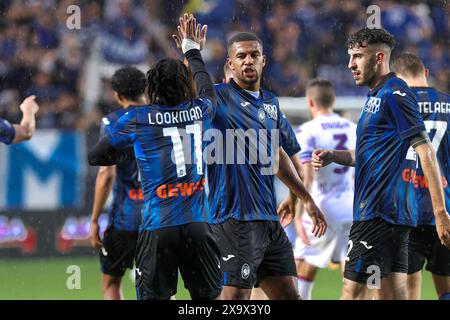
91, 169, 115, 222
276, 148, 314, 204
295, 196, 305, 218
332, 149, 356, 167
294, 163, 314, 217
184, 49, 216, 103
287, 154, 303, 204
303, 163, 315, 192
290, 154, 304, 181
21, 113, 35, 135
416, 143, 447, 216
16, 96, 38, 141
12, 122, 34, 143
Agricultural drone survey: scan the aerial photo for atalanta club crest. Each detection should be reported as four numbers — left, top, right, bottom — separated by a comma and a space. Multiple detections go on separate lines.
241, 263, 250, 279
258, 109, 265, 122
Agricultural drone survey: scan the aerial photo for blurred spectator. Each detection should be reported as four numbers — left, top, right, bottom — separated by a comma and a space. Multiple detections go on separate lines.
26, 70, 59, 102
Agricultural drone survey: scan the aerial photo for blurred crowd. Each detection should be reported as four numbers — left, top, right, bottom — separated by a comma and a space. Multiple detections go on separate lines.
0, 0, 448, 130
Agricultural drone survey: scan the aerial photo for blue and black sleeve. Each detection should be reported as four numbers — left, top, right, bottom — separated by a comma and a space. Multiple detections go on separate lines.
387, 86, 426, 143
184, 49, 216, 105
88, 137, 134, 166
0, 118, 15, 145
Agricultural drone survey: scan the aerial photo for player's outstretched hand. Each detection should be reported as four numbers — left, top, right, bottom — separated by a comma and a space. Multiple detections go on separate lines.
311, 149, 334, 171
20, 95, 39, 115
277, 204, 294, 228
172, 13, 207, 51
303, 199, 327, 237
435, 212, 450, 248
277, 195, 296, 227
89, 220, 103, 250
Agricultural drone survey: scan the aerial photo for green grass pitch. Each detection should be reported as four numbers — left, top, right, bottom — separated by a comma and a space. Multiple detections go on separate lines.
0, 257, 438, 300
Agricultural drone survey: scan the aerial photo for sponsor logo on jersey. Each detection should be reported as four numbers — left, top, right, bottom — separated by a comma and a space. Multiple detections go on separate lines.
263, 103, 278, 120
156, 179, 205, 199
364, 97, 381, 114
360, 241, 373, 249
128, 188, 144, 201
402, 168, 448, 189
393, 90, 406, 97
222, 255, 235, 261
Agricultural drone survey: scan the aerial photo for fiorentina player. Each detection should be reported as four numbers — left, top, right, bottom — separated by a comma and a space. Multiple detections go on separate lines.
392, 53, 450, 301
294, 78, 356, 299
312, 28, 450, 300
88, 67, 146, 299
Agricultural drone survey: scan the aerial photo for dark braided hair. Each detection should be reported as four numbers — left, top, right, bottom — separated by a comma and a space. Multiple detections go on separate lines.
146, 58, 194, 106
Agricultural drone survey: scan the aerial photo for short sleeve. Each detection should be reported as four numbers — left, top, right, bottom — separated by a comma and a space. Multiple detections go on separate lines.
105, 110, 137, 149
296, 126, 315, 163
386, 87, 426, 141
277, 110, 301, 157
0, 118, 15, 145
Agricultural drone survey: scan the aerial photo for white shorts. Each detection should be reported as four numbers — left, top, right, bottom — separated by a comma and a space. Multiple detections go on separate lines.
294, 218, 351, 268
294, 193, 353, 269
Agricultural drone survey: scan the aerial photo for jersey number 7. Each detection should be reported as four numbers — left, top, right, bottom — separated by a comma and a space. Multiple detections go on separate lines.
405, 120, 447, 161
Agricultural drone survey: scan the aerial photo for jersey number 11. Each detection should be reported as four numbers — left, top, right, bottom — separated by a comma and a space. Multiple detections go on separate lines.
163, 124, 203, 177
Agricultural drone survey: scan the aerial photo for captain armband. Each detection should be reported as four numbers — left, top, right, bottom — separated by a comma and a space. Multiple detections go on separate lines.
410, 131, 430, 149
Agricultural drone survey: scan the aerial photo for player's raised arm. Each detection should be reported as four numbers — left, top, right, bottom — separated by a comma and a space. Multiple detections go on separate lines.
311, 149, 355, 170
276, 147, 327, 237
12, 95, 39, 143
177, 15, 215, 105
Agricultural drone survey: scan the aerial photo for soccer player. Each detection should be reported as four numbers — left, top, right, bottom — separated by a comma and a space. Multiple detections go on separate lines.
392, 53, 450, 300
176, 27, 327, 299
88, 67, 146, 300
89, 16, 223, 300
173, 17, 323, 299
0, 95, 39, 145
294, 78, 356, 300
312, 27, 450, 300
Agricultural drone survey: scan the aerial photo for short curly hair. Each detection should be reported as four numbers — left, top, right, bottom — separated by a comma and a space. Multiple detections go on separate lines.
111, 66, 146, 101
347, 27, 395, 50
227, 32, 263, 53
